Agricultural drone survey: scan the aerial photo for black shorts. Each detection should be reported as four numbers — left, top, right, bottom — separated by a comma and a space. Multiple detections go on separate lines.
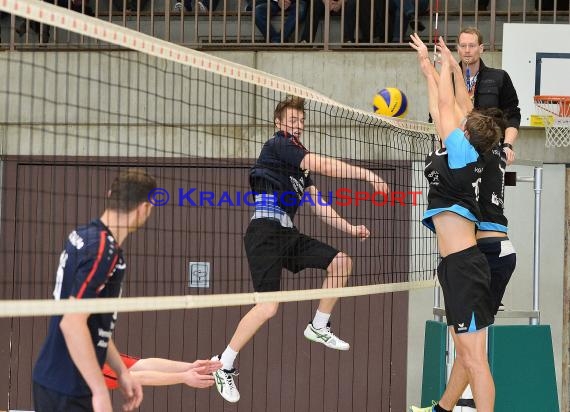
33, 381, 93, 412
244, 218, 339, 292
477, 237, 517, 314
437, 245, 494, 334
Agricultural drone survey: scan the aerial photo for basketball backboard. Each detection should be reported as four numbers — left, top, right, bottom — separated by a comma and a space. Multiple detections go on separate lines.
502, 24, 570, 127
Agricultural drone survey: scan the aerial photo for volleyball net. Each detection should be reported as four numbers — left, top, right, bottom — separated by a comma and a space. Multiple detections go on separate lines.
0, 0, 438, 317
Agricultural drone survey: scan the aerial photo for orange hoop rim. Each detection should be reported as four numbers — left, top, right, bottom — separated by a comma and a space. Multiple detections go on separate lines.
534, 95, 570, 103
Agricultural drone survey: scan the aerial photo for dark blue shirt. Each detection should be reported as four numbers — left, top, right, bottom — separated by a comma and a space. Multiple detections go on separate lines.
249, 131, 314, 219
33, 219, 125, 397
422, 129, 484, 232
478, 145, 508, 232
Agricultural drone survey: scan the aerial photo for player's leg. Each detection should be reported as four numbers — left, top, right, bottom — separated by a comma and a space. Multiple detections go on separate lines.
437, 345, 469, 410
288, 233, 352, 350
212, 219, 284, 402
412, 246, 494, 411
318, 251, 352, 312
440, 247, 495, 412
303, 251, 351, 350
212, 302, 280, 402
453, 329, 495, 412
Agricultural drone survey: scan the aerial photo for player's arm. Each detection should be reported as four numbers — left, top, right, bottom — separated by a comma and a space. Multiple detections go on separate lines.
107, 340, 143, 410
436, 37, 462, 140
425, 67, 441, 127
308, 185, 370, 239
129, 358, 217, 388
410, 33, 442, 124
452, 63, 472, 118
131, 357, 220, 374
59, 308, 113, 411
502, 126, 518, 165
300, 154, 388, 194
129, 369, 214, 388
499, 71, 520, 164
441, 40, 473, 118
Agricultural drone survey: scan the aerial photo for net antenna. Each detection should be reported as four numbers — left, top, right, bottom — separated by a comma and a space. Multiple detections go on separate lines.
534, 95, 570, 148
432, 0, 440, 64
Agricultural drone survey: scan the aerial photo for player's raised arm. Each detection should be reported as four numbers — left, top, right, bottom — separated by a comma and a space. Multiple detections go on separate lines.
440, 38, 473, 117
437, 37, 463, 140
300, 153, 389, 194
410, 33, 441, 127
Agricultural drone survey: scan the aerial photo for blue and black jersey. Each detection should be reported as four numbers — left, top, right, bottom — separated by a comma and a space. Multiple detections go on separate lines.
249, 131, 314, 220
423, 129, 484, 232
478, 145, 508, 232
33, 219, 125, 397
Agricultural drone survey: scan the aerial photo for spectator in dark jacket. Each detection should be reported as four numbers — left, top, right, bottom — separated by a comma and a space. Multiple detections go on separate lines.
456, 26, 520, 164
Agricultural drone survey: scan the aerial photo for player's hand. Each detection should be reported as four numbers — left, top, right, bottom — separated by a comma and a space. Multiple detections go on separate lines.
189, 359, 222, 374
369, 176, 389, 194
182, 368, 217, 388
503, 146, 515, 165
409, 33, 435, 77
409, 33, 429, 60
351, 224, 370, 239
118, 370, 143, 411
91, 390, 113, 412
437, 37, 461, 72
436, 37, 455, 68
279, 0, 291, 9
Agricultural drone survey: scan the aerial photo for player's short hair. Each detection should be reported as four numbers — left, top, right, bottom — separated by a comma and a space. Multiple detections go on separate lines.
465, 110, 502, 154
458, 27, 483, 45
107, 168, 156, 212
274, 96, 305, 122
477, 107, 507, 136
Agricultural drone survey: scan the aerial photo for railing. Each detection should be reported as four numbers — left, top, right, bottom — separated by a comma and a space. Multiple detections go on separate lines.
0, 0, 568, 50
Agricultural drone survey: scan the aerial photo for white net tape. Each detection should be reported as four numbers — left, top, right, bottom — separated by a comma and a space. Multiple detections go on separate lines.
534, 96, 570, 148
0, 280, 436, 317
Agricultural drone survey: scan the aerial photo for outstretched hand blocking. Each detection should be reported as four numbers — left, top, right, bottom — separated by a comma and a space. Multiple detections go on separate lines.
409, 33, 429, 61
409, 33, 435, 78
436, 37, 456, 68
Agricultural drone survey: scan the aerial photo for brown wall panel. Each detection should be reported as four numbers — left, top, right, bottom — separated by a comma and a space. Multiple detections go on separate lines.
1, 158, 411, 411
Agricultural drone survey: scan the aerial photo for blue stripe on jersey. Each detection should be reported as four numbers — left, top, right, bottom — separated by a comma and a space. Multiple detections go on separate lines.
422, 204, 479, 233
445, 128, 479, 169
468, 312, 477, 332
255, 193, 277, 205
255, 204, 281, 212
479, 221, 508, 233
253, 194, 288, 219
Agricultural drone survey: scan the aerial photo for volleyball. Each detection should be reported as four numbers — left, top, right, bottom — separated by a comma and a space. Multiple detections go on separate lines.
373, 87, 408, 118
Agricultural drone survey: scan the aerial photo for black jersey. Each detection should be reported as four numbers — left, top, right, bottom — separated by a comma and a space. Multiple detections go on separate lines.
423, 129, 484, 232
249, 131, 314, 220
478, 145, 508, 232
33, 219, 125, 397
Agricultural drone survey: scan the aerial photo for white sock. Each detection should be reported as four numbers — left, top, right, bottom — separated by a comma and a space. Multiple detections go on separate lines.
220, 345, 238, 370
312, 310, 330, 330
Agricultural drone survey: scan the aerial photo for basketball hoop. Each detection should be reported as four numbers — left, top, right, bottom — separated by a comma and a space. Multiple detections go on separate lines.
533, 95, 570, 148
